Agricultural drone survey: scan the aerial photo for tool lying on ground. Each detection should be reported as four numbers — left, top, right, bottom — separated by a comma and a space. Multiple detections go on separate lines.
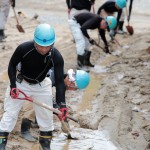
12, 89, 78, 140
12, 7, 25, 33
125, 6, 134, 35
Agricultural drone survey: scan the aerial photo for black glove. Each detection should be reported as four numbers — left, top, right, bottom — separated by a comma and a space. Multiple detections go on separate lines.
89, 39, 96, 45
104, 46, 111, 54
11, 0, 15, 7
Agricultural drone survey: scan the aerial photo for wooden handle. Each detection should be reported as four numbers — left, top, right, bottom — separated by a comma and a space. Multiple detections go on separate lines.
33, 100, 62, 115
12, 7, 20, 25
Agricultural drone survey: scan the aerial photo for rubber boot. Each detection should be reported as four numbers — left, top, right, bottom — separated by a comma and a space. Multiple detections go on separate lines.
0, 132, 9, 150
77, 54, 90, 72
117, 21, 125, 34
21, 118, 37, 142
0, 30, 5, 42
39, 131, 52, 150
84, 50, 94, 67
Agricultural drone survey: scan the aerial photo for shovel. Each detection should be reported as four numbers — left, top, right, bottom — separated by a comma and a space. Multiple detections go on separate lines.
12, 7, 25, 33
125, 6, 134, 35
12, 89, 78, 140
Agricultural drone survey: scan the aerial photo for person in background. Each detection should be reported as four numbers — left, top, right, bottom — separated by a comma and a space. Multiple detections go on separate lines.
0, 0, 15, 42
0, 23, 68, 150
66, 0, 95, 18
68, 12, 117, 70
97, 0, 126, 36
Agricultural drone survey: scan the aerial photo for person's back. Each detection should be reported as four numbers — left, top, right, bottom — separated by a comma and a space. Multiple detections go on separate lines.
71, 0, 92, 11
97, 1, 119, 15
66, 0, 95, 18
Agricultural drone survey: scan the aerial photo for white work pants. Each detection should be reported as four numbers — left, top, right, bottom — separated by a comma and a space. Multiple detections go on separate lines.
0, 0, 10, 29
68, 18, 90, 55
0, 77, 54, 132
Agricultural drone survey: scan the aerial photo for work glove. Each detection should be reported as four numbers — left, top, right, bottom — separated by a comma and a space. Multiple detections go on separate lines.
11, 0, 15, 8
89, 38, 96, 45
57, 102, 68, 121
104, 46, 111, 54
10, 88, 19, 99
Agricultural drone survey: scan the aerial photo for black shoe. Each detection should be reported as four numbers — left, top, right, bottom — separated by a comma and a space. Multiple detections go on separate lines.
84, 50, 94, 67
0, 30, 6, 42
21, 118, 37, 142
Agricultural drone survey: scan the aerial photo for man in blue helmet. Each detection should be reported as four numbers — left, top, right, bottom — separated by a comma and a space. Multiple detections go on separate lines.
68, 12, 117, 70
0, 23, 68, 150
97, 0, 126, 36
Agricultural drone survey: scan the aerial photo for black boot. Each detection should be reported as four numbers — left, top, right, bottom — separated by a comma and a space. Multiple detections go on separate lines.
77, 54, 85, 68
0, 30, 6, 42
77, 54, 90, 72
21, 118, 37, 142
39, 131, 52, 150
0, 132, 9, 150
84, 50, 94, 67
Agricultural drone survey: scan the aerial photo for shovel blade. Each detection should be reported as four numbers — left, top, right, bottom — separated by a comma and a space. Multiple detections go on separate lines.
16, 24, 25, 33
126, 25, 134, 35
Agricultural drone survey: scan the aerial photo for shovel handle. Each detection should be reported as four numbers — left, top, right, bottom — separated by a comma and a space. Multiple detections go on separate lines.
12, 7, 20, 25
17, 90, 78, 121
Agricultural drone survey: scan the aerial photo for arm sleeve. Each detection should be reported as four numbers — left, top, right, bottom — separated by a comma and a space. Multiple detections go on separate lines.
99, 29, 108, 46
116, 9, 122, 29
66, 0, 71, 9
8, 45, 23, 88
97, 5, 103, 15
81, 18, 97, 39
54, 51, 66, 104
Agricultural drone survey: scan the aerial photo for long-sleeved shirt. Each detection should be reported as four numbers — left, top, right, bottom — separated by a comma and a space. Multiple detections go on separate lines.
74, 13, 108, 46
8, 41, 66, 103
66, 0, 95, 11
97, 1, 122, 26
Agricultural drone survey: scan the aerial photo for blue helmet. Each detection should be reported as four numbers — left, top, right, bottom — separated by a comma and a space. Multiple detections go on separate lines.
34, 23, 55, 46
106, 16, 117, 30
116, 0, 126, 9
75, 70, 90, 90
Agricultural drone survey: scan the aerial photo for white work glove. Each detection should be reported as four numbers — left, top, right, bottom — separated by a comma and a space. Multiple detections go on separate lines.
67, 69, 76, 82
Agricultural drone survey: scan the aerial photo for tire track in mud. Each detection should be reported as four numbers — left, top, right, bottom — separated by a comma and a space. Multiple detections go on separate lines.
76, 33, 150, 150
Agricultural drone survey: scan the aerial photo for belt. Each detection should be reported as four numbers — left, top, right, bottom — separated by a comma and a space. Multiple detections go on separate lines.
16, 74, 40, 85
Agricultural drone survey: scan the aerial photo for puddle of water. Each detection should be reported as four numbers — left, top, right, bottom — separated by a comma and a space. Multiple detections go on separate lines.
51, 128, 119, 150
91, 65, 108, 73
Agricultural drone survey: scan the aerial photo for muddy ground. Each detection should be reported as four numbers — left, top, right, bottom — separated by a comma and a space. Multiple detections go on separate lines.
0, 0, 150, 150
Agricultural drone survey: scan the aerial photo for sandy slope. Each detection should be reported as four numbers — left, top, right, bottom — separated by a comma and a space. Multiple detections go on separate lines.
0, 0, 150, 149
